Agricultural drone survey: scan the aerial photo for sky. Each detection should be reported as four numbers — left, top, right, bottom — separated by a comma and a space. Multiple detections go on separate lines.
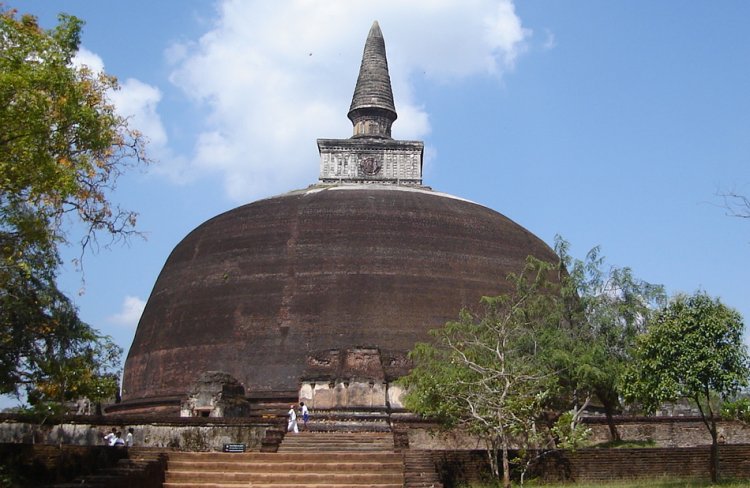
5, 1, 749, 406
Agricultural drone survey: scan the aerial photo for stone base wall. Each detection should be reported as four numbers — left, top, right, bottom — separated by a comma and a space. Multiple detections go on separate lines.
585, 416, 750, 447
403, 416, 750, 450
432, 446, 750, 484
537, 445, 750, 482
0, 415, 276, 451
0, 443, 136, 486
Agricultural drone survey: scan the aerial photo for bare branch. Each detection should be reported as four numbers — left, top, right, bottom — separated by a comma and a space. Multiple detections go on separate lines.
718, 190, 750, 219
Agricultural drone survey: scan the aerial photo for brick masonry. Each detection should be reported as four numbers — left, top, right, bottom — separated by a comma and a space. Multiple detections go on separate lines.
405, 416, 750, 450
432, 446, 750, 484
584, 416, 750, 447
536, 445, 750, 482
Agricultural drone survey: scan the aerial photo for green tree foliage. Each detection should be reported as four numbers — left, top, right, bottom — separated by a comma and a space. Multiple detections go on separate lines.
0, 8, 146, 406
721, 397, 750, 423
1, 8, 146, 257
21, 289, 121, 415
622, 292, 750, 482
401, 257, 565, 488
401, 241, 666, 485
554, 237, 666, 440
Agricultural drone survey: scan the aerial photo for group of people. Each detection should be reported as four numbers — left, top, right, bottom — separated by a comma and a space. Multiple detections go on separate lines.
287, 401, 309, 433
102, 427, 135, 447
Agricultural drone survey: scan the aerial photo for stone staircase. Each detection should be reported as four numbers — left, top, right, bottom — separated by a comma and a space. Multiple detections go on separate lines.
163, 431, 404, 487
53, 447, 167, 488
303, 408, 393, 432
403, 450, 444, 488
279, 430, 395, 452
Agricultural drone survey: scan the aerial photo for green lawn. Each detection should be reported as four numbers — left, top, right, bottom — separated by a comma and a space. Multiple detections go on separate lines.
519, 480, 749, 488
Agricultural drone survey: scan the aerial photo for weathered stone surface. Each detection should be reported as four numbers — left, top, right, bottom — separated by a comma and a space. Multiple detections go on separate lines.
121, 185, 558, 411
180, 371, 249, 418
348, 21, 397, 138
387, 384, 407, 409
0, 418, 271, 451
303, 347, 386, 382
300, 348, 391, 408
317, 138, 423, 184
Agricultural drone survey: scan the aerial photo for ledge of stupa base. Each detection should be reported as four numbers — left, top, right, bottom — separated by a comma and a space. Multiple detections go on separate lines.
298, 408, 392, 433
105, 396, 182, 417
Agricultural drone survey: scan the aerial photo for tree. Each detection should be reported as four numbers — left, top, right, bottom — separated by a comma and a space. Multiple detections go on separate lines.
401, 241, 668, 485
22, 289, 121, 415
554, 237, 666, 441
621, 292, 750, 482
401, 257, 564, 488
718, 190, 750, 219
0, 8, 147, 403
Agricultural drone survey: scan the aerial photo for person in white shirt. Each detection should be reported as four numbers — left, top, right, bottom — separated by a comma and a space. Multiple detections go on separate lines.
125, 427, 134, 447
287, 405, 299, 433
113, 431, 125, 446
103, 428, 116, 446
299, 402, 309, 430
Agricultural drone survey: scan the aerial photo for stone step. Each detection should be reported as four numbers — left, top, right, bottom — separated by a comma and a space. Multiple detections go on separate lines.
166, 460, 404, 472
302, 423, 392, 432
279, 445, 394, 451
166, 471, 403, 483
282, 437, 392, 443
279, 440, 394, 448
167, 451, 400, 463
163, 431, 405, 488
164, 484, 402, 488
278, 446, 394, 452
278, 431, 395, 452
283, 433, 392, 440
404, 450, 443, 488
292, 409, 392, 432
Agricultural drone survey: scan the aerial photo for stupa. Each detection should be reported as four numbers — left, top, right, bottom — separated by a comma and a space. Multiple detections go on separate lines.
118, 21, 557, 416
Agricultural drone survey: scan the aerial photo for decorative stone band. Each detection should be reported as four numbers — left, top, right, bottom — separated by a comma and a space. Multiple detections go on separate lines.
299, 347, 410, 409
318, 138, 423, 185
298, 380, 407, 409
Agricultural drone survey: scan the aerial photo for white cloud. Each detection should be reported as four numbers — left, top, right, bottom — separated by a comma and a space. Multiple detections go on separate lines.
108, 296, 146, 329
542, 29, 557, 51
72, 46, 104, 73
167, 0, 530, 202
109, 78, 167, 147
73, 47, 169, 159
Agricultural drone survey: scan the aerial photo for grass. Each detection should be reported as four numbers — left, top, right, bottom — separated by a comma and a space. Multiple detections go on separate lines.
540, 482, 747, 487
509, 480, 749, 488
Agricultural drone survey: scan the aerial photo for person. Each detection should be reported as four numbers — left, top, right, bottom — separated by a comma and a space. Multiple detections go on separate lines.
75, 397, 90, 415
299, 402, 309, 430
103, 427, 116, 446
125, 427, 134, 447
287, 405, 299, 433
113, 431, 125, 446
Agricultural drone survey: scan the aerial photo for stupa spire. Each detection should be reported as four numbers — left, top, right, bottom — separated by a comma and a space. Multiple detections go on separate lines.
317, 21, 423, 186
348, 21, 397, 138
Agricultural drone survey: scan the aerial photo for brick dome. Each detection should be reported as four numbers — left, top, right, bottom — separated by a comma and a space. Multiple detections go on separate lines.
120, 185, 557, 408
117, 23, 559, 414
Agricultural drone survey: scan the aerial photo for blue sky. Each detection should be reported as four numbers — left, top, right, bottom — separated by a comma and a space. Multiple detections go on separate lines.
6, 1, 749, 406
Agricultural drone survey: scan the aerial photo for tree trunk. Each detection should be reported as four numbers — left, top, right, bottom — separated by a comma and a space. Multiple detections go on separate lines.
709, 419, 720, 483
502, 435, 511, 488
598, 389, 620, 442
604, 404, 620, 442
487, 442, 500, 480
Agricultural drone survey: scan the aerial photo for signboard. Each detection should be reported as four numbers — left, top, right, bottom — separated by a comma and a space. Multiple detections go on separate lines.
223, 443, 246, 453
